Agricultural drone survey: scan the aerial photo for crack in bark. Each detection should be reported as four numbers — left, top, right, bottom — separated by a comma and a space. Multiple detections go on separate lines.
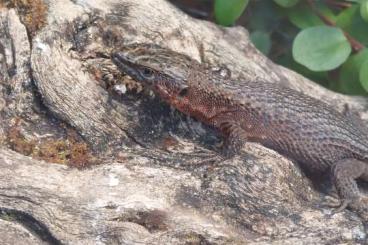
0, 208, 62, 245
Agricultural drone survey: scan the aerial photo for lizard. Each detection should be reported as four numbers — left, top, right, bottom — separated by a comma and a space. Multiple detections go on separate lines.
111, 43, 368, 212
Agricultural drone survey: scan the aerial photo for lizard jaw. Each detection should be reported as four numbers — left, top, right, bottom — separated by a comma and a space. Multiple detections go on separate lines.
111, 52, 139, 79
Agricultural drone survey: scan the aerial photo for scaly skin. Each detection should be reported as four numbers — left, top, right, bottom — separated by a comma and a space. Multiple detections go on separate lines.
112, 43, 368, 211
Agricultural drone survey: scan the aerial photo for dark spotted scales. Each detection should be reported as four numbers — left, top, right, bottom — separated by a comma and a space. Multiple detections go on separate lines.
112, 43, 368, 211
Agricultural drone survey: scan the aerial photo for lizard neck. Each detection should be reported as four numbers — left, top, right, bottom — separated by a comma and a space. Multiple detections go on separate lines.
161, 73, 239, 128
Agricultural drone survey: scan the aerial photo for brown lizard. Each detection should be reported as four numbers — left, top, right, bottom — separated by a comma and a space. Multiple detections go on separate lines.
111, 43, 368, 212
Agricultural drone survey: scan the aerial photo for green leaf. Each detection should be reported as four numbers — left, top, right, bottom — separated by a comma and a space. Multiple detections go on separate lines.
292, 26, 351, 71
359, 59, 368, 91
214, 0, 249, 26
279, 54, 329, 85
248, 1, 282, 31
318, 3, 337, 23
361, 0, 368, 22
250, 31, 271, 55
287, 2, 336, 29
338, 49, 368, 95
287, 4, 323, 29
273, 0, 299, 8
336, 5, 359, 29
348, 14, 368, 46
336, 5, 368, 46
287, 1, 336, 29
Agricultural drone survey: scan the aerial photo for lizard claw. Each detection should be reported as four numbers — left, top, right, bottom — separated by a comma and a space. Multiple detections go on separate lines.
179, 148, 227, 167
190, 148, 217, 158
191, 156, 228, 170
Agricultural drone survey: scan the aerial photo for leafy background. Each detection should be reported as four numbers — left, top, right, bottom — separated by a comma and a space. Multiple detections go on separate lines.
169, 0, 368, 95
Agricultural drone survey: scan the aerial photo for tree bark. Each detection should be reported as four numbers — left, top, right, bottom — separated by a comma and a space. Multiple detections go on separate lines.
0, 0, 367, 244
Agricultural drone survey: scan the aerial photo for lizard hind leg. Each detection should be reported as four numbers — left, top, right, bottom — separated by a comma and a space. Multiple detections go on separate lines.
330, 158, 368, 212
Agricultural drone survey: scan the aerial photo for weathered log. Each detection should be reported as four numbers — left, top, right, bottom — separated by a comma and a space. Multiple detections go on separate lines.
1, 0, 368, 243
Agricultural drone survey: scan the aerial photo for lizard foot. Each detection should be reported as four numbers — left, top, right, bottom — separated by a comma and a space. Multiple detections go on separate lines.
193, 152, 226, 166
190, 148, 218, 158
325, 196, 368, 216
185, 149, 229, 167
329, 199, 351, 214
321, 195, 348, 213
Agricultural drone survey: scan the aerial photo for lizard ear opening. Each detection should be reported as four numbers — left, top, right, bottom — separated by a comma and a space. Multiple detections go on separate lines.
178, 87, 189, 97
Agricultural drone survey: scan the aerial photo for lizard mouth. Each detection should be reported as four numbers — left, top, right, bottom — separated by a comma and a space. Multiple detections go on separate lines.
111, 52, 140, 79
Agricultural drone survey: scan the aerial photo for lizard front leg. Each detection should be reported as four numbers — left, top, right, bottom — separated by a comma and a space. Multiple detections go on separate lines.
188, 120, 247, 166
331, 158, 368, 212
218, 121, 248, 158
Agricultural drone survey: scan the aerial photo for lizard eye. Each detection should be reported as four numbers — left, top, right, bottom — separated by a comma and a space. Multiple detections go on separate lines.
140, 68, 154, 79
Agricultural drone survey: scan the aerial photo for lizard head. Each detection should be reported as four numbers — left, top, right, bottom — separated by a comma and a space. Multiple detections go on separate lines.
111, 43, 195, 101
112, 43, 233, 124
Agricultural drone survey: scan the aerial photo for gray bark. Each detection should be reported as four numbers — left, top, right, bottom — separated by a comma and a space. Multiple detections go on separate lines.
0, 0, 368, 244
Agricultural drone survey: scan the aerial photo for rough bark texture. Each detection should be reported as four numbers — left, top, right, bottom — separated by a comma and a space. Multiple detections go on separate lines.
1, 0, 368, 244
